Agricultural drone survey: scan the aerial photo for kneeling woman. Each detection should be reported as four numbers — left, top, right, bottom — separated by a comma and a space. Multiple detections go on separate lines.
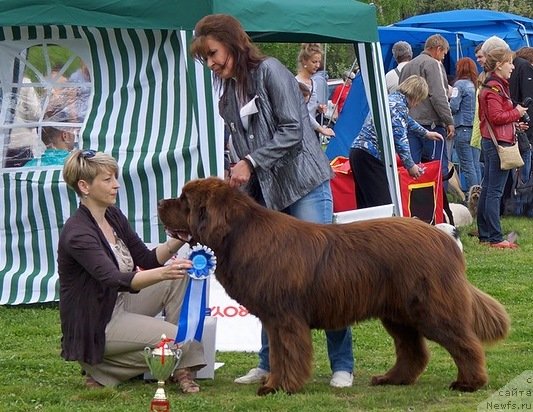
349, 75, 443, 208
58, 150, 205, 392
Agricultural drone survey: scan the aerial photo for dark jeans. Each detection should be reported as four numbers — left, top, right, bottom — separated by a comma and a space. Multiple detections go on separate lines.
477, 138, 510, 243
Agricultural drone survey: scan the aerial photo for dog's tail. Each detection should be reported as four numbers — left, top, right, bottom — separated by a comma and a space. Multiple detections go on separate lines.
470, 285, 510, 343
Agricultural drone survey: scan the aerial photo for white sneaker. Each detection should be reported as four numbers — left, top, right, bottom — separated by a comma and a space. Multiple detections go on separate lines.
234, 367, 268, 384
330, 371, 353, 388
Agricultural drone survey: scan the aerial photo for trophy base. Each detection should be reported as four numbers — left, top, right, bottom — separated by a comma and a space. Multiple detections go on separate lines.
150, 387, 170, 411
150, 398, 170, 412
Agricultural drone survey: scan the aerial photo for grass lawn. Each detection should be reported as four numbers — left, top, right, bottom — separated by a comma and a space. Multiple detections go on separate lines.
1, 217, 532, 411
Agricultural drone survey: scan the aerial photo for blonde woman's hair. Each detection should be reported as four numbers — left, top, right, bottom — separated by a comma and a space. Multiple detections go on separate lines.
297, 43, 323, 70
483, 47, 515, 73
63, 150, 119, 196
398, 75, 429, 105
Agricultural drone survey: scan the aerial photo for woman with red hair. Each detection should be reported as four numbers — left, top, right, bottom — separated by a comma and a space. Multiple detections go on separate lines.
450, 57, 481, 194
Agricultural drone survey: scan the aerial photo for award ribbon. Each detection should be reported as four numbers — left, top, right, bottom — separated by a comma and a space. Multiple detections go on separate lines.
175, 244, 217, 344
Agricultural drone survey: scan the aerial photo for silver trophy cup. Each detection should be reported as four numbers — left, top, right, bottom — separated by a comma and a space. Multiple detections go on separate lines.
144, 334, 183, 407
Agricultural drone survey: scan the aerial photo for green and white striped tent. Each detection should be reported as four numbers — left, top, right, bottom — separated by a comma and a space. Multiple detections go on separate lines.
0, 0, 398, 305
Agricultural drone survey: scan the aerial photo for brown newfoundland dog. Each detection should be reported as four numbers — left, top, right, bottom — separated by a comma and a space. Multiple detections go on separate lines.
158, 177, 509, 396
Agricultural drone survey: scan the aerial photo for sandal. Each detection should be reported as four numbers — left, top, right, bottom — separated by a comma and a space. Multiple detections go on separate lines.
85, 375, 104, 388
173, 368, 200, 394
489, 240, 518, 249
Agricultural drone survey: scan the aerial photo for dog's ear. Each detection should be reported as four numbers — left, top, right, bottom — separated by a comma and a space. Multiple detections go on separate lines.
188, 183, 232, 247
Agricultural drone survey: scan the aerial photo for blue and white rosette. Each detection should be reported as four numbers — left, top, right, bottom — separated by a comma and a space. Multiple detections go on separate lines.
175, 244, 217, 344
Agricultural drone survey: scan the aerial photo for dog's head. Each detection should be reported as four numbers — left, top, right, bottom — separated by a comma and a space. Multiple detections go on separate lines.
467, 185, 481, 218
158, 177, 246, 248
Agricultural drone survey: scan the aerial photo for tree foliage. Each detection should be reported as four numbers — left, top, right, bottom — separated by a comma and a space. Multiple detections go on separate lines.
366, 0, 533, 24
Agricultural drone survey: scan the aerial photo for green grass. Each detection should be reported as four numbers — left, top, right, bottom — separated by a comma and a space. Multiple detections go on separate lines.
1, 216, 532, 411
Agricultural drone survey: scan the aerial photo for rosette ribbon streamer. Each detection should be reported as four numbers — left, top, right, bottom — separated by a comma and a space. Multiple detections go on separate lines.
175, 244, 217, 344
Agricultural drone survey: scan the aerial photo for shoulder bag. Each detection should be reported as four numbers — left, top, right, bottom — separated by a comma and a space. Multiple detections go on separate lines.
485, 119, 524, 170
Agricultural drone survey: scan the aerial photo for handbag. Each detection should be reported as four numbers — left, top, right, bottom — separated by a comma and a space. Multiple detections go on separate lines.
485, 120, 524, 170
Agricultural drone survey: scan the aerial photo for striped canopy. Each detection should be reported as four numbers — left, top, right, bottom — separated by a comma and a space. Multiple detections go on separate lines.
0, 25, 221, 304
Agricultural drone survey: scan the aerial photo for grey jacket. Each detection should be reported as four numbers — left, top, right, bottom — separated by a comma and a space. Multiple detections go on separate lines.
399, 51, 454, 127
219, 57, 332, 211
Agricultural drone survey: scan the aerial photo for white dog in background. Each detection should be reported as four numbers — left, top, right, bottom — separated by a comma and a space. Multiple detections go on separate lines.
435, 223, 464, 252
447, 203, 473, 227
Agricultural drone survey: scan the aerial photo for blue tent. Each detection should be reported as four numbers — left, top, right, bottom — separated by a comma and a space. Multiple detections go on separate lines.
380, 9, 533, 76
394, 9, 533, 50
379, 26, 486, 75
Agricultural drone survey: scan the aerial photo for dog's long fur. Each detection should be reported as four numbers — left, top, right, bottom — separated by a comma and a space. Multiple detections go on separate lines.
158, 177, 510, 395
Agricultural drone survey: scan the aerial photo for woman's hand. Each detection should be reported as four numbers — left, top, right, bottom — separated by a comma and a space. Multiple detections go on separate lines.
408, 164, 425, 179
517, 122, 530, 132
160, 258, 192, 280
516, 104, 529, 118
319, 126, 335, 137
130, 258, 192, 290
426, 131, 444, 141
229, 159, 252, 188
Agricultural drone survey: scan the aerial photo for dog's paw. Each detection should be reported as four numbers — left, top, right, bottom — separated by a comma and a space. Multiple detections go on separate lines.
449, 380, 484, 392
371, 374, 415, 386
257, 384, 278, 396
370, 374, 392, 386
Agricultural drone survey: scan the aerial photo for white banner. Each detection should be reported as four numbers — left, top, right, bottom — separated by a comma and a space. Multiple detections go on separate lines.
208, 277, 262, 352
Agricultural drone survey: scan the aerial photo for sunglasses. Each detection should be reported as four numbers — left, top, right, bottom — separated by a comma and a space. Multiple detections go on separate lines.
80, 149, 96, 159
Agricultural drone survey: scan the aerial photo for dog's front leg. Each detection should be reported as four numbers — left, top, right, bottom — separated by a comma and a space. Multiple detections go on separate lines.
258, 317, 313, 395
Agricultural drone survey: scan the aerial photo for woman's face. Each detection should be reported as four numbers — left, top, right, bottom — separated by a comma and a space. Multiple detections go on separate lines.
303, 53, 322, 75
83, 168, 120, 207
204, 36, 234, 79
495, 59, 514, 79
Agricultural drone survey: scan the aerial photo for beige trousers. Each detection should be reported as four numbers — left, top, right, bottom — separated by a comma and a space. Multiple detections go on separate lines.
81, 278, 206, 387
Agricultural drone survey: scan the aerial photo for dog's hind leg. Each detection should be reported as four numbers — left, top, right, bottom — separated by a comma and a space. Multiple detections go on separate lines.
418, 323, 487, 392
371, 319, 429, 386
258, 317, 313, 395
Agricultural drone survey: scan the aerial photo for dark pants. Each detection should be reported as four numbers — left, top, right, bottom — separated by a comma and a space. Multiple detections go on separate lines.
349, 148, 391, 208
477, 138, 510, 243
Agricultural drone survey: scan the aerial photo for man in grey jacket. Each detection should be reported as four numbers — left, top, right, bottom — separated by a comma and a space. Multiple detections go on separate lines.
399, 34, 455, 174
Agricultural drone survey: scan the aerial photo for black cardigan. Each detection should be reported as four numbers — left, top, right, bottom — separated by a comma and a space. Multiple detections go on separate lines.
57, 204, 161, 365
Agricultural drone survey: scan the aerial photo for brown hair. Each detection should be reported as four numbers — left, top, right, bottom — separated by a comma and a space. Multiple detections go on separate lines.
424, 34, 449, 52
190, 14, 265, 98
297, 81, 310, 101
455, 57, 478, 85
515, 47, 533, 64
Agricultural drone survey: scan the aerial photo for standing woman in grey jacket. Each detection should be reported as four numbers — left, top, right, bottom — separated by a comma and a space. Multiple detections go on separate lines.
190, 14, 354, 390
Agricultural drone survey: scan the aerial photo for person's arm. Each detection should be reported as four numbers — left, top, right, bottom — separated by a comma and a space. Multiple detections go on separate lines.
244, 58, 307, 170
129, 258, 190, 291
424, 60, 454, 130
485, 91, 523, 126
156, 237, 184, 265
391, 103, 416, 171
